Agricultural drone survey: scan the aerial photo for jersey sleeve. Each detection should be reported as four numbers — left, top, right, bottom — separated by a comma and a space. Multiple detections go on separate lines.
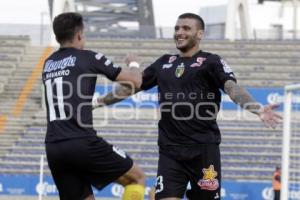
87, 51, 121, 81
140, 57, 161, 90
206, 54, 236, 91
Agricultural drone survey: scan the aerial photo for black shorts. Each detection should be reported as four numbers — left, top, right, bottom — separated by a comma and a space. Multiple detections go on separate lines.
155, 144, 221, 200
46, 136, 133, 200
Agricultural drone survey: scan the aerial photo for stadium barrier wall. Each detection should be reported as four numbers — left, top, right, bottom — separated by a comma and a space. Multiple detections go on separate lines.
2, 174, 299, 199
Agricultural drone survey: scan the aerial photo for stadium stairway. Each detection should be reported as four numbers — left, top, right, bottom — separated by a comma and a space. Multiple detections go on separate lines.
0, 36, 53, 159
0, 108, 289, 182
0, 36, 29, 95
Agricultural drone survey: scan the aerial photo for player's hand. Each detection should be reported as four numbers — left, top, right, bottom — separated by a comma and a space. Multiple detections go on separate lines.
92, 97, 101, 110
258, 104, 282, 129
124, 54, 140, 68
92, 93, 105, 109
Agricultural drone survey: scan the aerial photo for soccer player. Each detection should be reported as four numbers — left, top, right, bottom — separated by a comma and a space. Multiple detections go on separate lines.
94, 13, 282, 200
42, 12, 145, 200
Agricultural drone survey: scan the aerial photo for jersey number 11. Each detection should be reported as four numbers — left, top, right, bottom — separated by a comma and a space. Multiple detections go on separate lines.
45, 77, 67, 121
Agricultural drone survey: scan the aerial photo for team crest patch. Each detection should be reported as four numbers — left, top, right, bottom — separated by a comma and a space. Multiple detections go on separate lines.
198, 165, 219, 191
175, 63, 185, 78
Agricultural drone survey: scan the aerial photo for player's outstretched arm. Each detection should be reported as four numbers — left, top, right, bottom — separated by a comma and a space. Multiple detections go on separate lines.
93, 56, 142, 109
115, 66, 142, 89
93, 83, 141, 109
255, 104, 282, 129
224, 80, 282, 128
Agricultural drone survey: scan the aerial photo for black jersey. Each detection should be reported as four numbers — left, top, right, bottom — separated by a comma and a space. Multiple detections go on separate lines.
141, 50, 236, 146
42, 47, 121, 142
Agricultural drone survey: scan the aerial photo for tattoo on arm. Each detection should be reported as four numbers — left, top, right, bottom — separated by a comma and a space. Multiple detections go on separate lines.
101, 84, 141, 106
224, 80, 262, 115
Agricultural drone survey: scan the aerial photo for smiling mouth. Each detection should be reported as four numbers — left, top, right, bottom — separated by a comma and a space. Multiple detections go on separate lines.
176, 38, 186, 43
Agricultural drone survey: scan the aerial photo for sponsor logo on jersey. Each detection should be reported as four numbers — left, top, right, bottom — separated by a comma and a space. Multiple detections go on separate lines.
169, 55, 177, 63
113, 146, 126, 159
191, 57, 206, 68
175, 63, 185, 78
198, 165, 219, 191
95, 52, 103, 60
104, 59, 112, 66
162, 64, 173, 69
197, 57, 206, 65
44, 56, 76, 73
113, 64, 120, 68
220, 59, 233, 73
190, 63, 201, 67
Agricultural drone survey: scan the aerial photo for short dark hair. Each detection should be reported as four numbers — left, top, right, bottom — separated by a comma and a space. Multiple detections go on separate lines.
53, 12, 84, 44
178, 13, 205, 30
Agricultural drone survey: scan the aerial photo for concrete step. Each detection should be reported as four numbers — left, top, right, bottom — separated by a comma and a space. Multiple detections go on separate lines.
0, 69, 15, 75
19, 61, 42, 67
0, 46, 26, 53
21, 56, 40, 62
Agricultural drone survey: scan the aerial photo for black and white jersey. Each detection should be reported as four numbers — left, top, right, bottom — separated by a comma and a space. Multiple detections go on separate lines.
42, 47, 121, 142
141, 50, 236, 146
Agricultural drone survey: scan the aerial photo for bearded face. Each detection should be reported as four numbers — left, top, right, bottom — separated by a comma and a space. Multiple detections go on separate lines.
174, 18, 203, 53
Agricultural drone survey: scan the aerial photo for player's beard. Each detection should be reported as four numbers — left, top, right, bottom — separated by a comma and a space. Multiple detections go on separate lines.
175, 35, 198, 53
